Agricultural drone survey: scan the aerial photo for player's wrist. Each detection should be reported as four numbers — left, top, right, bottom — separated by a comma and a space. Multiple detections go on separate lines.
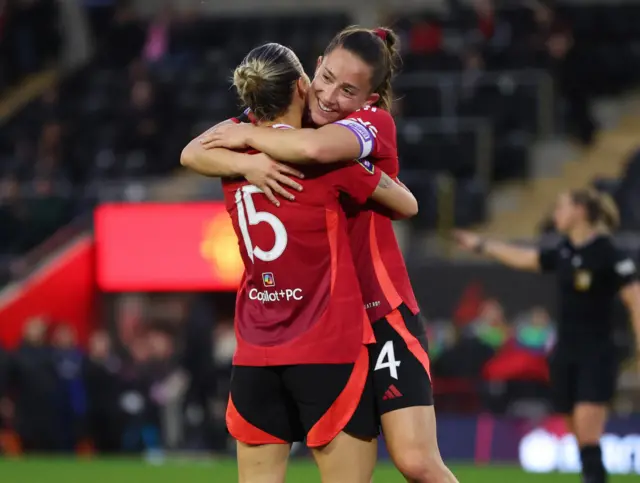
241, 124, 257, 145
473, 238, 486, 254
235, 155, 254, 177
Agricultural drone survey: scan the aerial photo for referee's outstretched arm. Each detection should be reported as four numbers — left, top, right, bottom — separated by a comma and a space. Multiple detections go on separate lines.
453, 230, 541, 271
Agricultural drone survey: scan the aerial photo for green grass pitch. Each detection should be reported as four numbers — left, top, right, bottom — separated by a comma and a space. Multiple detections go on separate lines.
0, 458, 637, 483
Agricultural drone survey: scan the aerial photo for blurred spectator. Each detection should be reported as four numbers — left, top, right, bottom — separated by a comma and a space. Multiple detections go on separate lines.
147, 329, 185, 450
181, 296, 217, 450
210, 318, 235, 449
51, 324, 86, 451
116, 295, 145, 347
119, 336, 160, 453
212, 320, 235, 373
514, 306, 556, 353
408, 18, 442, 54
143, 7, 171, 67
546, 26, 596, 145
11, 317, 59, 451
460, 48, 485, 95
529, 0, 558, 44
425, 320, 456, 361
468, 299, 511, 349
84, 331, 122, 453
433, 301, 498, 379
470, 0, 495, 45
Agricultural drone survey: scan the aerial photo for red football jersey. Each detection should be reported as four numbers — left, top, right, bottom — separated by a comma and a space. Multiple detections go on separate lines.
335, 106, 420, 322
222, 125, 379, 366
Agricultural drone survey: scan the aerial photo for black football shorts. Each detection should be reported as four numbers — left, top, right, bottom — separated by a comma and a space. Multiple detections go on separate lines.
548, 345, 619, 414
227, 345, 378, 447
370, 303, 434, 415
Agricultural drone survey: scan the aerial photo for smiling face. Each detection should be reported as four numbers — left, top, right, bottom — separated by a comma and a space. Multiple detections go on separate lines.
306, 47, 380, 126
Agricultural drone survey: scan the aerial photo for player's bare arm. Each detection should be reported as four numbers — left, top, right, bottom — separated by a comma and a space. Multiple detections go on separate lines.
620, 282, 640, 365
181, 119, 243, 176
181, 122, 304, 206
454, 231, 540, 271
383, 177, 417, 221
370, 172, 418, 219
201, 123, 361, 164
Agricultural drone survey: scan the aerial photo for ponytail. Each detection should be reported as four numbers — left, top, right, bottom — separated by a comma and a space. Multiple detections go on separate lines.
371, 27, 401, 110
570, 188, 620, 232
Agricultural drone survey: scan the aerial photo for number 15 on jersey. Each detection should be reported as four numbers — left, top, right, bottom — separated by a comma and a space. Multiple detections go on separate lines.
235, 185, 288, 263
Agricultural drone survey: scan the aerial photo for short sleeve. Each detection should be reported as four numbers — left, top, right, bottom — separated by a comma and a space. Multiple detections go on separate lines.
331, 159, 382, 204
334, 107, 396, 159
538, 245, 560, 272
611, 249, 638, 290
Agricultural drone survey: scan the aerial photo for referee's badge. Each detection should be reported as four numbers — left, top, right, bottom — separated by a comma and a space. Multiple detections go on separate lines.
574, 270, 592, 291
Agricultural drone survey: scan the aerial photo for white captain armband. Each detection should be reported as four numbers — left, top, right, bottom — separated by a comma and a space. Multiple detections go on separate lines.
335, 119, 375, 159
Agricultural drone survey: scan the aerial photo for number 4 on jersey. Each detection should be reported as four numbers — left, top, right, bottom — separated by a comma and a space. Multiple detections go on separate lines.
374, 341, 401, 380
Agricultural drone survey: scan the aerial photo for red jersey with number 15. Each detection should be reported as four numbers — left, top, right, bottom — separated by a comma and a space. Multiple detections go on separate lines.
222, 125, 378, 367
334, 106, 420, 322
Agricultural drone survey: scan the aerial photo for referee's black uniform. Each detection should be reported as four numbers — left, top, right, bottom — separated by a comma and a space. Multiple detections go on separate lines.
539, 234, 638, 413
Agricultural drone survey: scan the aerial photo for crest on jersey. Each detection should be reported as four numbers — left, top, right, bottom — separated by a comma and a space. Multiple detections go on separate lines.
356, 159, 375, 174
262, 272, 276, 287
574, 270, 592, 291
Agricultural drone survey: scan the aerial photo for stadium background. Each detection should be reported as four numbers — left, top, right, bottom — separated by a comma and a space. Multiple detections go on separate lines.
1, 0, 640, 481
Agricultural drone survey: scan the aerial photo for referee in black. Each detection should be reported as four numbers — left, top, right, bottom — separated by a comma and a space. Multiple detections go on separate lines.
455, 189, 640, 483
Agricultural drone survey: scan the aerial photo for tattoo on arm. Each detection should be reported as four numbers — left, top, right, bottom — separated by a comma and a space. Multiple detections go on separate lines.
199, 119, 233, 139
378, 173, 392, 189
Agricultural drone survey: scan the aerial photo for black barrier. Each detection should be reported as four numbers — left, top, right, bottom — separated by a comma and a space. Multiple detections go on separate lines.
408, 262, 556, 319
408, 261, 634, 358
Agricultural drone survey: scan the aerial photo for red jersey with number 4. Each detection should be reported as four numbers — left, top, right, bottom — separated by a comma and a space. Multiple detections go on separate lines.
334, 107, 420, 322
222, 126, 378, 366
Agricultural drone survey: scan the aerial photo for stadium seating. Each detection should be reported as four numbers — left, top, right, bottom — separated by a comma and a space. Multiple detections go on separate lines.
592, 149, 640, 231
4, 3, 640, 268
0, 0, 61, 94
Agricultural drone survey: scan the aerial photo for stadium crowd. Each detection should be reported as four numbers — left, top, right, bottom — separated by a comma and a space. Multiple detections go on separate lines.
0, 291, 558, 454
